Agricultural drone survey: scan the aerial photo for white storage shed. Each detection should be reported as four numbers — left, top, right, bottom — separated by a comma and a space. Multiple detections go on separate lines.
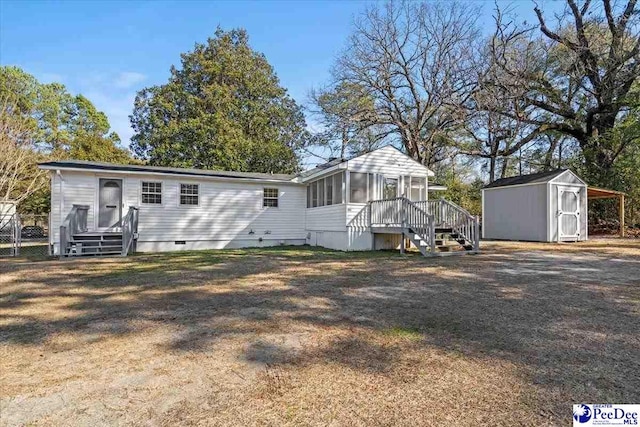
482, 169, 588, 242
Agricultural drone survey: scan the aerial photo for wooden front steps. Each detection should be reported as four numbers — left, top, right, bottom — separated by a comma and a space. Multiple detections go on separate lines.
66, 232, 123, 257
405, 227, 477, 257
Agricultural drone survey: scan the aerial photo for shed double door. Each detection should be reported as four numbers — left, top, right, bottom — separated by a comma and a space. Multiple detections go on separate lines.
558, 186, 581, 240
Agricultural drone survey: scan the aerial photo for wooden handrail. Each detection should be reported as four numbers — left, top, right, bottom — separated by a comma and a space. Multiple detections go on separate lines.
121, 207, 139, 256
370, 197, 480, 253
369, 197, 436, 254
59, 204, 89, 257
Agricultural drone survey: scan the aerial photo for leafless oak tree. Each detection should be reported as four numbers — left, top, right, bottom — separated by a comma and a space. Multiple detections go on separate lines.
334, 0, 481, 168
488, 0, 639, 174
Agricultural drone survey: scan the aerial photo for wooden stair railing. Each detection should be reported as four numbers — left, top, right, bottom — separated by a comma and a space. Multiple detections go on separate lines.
369, 197, 480, 255
369, 197, 436, 256
414, 198, 480, 252
121, 206, 139, 256
59, 204, 89, 258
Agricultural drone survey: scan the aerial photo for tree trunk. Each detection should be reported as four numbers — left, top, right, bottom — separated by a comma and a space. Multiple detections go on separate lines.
488, 156, 496, 183
500, 157, 509, 178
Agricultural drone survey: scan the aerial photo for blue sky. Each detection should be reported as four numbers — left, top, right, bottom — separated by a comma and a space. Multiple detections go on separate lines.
1, 0, 561, 165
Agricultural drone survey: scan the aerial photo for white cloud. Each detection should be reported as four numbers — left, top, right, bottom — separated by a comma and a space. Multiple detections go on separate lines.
113, 72, 146, 89
81, 90, 135, 147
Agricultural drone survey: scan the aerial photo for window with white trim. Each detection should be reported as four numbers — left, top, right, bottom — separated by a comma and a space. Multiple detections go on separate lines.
141, 181, 162, 204
180, 183, 199, 205
263, 188, 279, 207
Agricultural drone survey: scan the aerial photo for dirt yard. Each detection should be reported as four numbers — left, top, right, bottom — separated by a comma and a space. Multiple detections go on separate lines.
1, 240, 639, 426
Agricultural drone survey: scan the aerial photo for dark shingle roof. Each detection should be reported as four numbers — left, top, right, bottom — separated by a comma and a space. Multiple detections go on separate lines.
297, 157, 346, 178
38, 160, 296, 182
483, 169, 568, 189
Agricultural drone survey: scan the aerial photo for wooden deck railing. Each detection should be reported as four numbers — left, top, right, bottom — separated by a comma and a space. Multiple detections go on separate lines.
369, 197, 436, 253
369, 197, 480, 252
369, 197, 405, 226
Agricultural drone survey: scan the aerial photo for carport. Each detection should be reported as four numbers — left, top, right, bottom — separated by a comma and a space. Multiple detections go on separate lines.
587, 187, 626, 237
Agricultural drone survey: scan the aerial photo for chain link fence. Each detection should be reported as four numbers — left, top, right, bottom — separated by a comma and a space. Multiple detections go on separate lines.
18, 214, 51, 257
0, 212, 51, 258
0, 213, 20, 257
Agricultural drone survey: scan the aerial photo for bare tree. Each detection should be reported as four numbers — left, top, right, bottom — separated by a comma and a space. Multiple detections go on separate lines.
307, 81, 383, 160
0, 97, 48, 207
460, 47, 532, 182
488, 0, 640, 176
334, 0, 481, 169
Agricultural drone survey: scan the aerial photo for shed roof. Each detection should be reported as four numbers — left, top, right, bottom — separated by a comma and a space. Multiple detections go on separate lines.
38, 160, 296, 182
483, 169, 568, 189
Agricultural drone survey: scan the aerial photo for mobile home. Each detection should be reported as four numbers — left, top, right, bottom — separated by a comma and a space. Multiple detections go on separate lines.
39, 146, 479, 257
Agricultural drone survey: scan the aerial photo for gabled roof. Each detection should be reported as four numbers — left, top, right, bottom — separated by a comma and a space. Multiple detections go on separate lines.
297, 157, 346, 179
299, 145, 435, 182
483, 169, 568, 189
38, 160, 296, 182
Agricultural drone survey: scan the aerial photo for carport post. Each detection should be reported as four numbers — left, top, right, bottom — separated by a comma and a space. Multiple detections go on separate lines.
620, 195, 625, 238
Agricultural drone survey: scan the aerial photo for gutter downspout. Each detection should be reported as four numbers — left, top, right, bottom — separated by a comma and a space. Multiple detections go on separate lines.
57, 170, 63, 256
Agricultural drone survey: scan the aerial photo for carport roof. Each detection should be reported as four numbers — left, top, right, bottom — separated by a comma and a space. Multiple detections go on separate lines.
483, 169, 568, 189
587, 186, 626, 199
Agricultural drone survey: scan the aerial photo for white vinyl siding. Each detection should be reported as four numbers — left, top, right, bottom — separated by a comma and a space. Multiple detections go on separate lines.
133, 179, 305, 242
346, 146, 432, 178
46, 145, 436, 254
49, 172, 307, 253
305, 204, 347, 231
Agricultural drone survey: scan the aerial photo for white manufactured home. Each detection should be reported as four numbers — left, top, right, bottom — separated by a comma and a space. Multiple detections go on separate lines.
39, 146, 480, 257
482, 169, 588, 242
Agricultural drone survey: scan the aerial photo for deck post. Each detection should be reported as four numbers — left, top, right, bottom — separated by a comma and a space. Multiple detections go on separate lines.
474, 215, 480, 251
400, 232, 405, 254
620, 194, 625, 238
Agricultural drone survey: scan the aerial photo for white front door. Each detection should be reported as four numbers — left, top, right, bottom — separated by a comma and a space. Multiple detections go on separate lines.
558, 186, 581, 241
98, 178, 123, 229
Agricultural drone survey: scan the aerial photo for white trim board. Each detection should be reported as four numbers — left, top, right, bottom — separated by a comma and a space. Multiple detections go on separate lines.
41, 165, 300, 186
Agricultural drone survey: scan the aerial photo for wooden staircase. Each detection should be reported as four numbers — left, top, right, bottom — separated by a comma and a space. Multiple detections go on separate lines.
405, 227, 476, 256
59, 205, 138, 258
67, 232, 124, 256
369, 197, 480, 257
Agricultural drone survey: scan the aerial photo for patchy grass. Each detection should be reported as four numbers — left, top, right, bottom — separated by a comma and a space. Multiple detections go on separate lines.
383, 326, 424, 340
1, 240, 639, 426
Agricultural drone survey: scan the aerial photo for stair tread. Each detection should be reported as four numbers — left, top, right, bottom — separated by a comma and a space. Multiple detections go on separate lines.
74, 233, 122, 236
73, 239, 122, 242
